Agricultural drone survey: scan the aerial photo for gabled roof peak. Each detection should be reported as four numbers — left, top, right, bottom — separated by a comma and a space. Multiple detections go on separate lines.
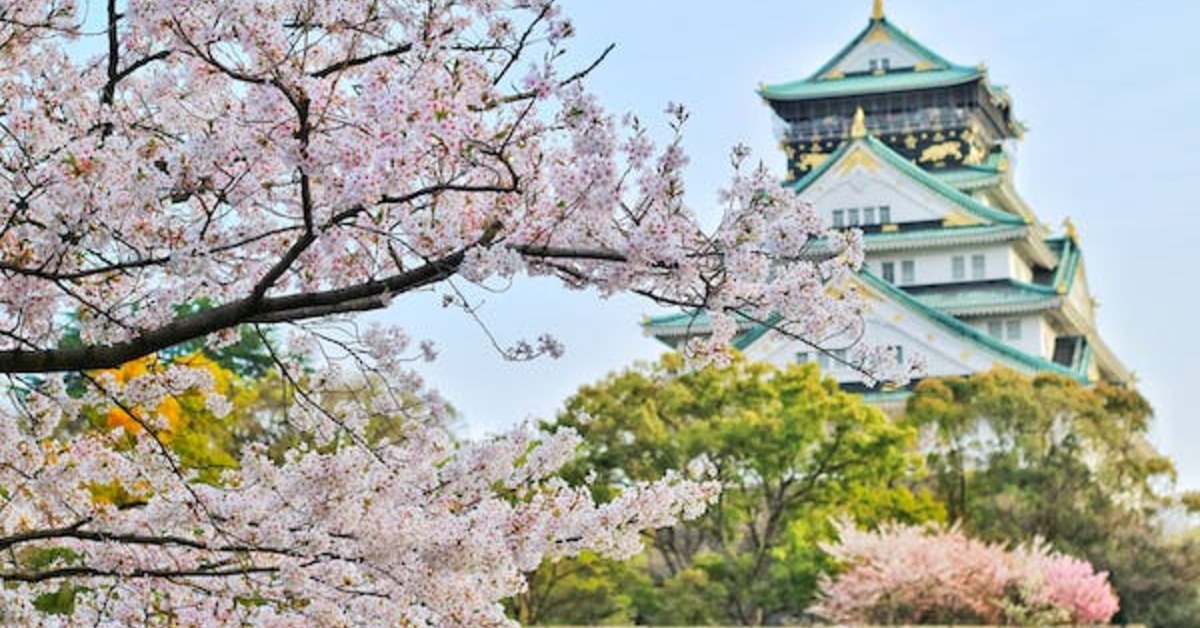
788, 134, 1026, 228
814, 15, 956, 81
761, 8, 976, 101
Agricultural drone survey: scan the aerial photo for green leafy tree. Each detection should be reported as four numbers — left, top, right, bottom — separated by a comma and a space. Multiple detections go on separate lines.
904, 369, 1200, 627
63, 322, 431, 473
529, 354, 941, 625
509, 551, 652, 626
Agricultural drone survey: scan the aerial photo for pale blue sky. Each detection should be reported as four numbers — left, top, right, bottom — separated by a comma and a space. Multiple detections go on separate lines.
384, 1, 1200, 492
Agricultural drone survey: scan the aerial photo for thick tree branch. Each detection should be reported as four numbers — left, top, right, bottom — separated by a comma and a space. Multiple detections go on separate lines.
310, 42, 414, 78
0, 249, 467, 373
511, 245, 626, 262
1, 563, 281, 584
0, 239, 670, 373
102, 0, 119, 106
0, 521, 341, 562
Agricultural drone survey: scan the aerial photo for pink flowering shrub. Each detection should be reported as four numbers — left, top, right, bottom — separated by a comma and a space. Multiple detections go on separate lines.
812, 520, 1118, 625
1020, 544, 1122, 623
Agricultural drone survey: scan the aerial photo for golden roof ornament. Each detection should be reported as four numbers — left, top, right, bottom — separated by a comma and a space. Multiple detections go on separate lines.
850, 107, 868, 139
872, 0, 885, 21
1063, 217, 1079, 242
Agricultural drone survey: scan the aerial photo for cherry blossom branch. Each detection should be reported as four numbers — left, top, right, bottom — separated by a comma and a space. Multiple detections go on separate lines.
0, 250, 465, 372
0, 563, 283, 584
0, 520, 305, 558
310, 42, 414, 78
0, 1, 738, 621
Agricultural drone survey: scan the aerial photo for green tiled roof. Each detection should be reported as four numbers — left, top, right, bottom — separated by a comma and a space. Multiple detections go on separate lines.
788, 135, 1025, 227
930, 152, 1008, 190
645, 309, 746, 331
932, 167, 1004, 191
760, 16, 980, 102
1078, 340, 1094, 376
799, 224, 1029, 258
643, 310, 777, 351
856, 270, 1086, 381
644, 309, 705, 329
907, 280, 1060, 316
864, 224, 1026, 251
1047, 236, 1081, 294
760, 66, 982, 101
865, 136, 1024, 225
642, 271, 1088, 383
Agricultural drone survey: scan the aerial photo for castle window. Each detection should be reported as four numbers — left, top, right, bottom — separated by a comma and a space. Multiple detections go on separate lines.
817, 352, 830, 370
987, 321, 1003, 339
881, 58, 891, 71
971, 254, 986, 279
848, 208, 860, 226
868, 59, 878, 71
952, 256, 965, 280
879, 205, 892, 223
864, 206, 876, 224
900, 260, 915, 284
832, 209, 844, 228
817, 350, 848, 371
882, 262, 895, 283
1006, 320, 1022, 341
796, 352, 810, 363
829, 349, 848, 369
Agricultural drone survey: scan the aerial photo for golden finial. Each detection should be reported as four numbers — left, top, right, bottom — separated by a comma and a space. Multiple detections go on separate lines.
1063, 217, 1079, 242
872, 0, 885, 21
850, 107, 867, 139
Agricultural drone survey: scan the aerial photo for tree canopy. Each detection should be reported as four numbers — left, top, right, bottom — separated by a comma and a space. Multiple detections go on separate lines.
525, 355, 940, 625
904, 369, 1200, 627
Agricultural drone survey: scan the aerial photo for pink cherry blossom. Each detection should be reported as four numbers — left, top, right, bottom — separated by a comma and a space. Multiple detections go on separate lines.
0, 0, 863, 622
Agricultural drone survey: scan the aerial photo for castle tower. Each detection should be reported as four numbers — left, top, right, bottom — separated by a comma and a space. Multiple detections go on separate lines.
762, 1, 1022, 182
645, 2, 1130, 403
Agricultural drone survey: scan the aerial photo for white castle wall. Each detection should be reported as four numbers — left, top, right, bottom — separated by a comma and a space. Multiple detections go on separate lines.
804, 167, 960, 228
743, 290, 1046, 386
865, 244, 1020, 286
966, 315, 1055, 360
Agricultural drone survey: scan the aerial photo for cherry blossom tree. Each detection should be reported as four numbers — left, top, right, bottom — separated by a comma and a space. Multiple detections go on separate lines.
0, 0, 866, 623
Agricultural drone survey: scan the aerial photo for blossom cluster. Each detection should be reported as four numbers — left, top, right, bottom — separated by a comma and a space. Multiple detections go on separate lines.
0, 0, 862, 622
0, 0, 861, 365
812, 520, 1120, 625
0, 388, 717, 624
